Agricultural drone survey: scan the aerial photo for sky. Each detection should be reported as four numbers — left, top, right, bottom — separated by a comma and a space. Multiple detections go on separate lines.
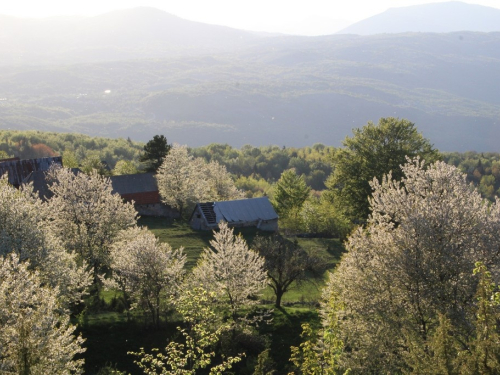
2, 0, 500, 35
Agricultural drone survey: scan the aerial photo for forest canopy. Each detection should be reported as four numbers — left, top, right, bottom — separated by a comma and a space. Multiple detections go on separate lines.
0, 129, 499, 202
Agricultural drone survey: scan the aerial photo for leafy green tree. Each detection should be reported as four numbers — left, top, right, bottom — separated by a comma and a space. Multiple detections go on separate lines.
300, 195, 352, 240
140, 135, 171, 173
62, 150, 79, 168
403, 313, 460, 375
252, 234, 323, 308
461, 263, 500, 373
325, 117, 439, 222
253, 349, 276, 375
272, 169, 310, 220
112, 160, 139, 175
81, 155, 109, 175
289, 322, 347, 375
404, 263, 500, 374
235, 175, 273, 198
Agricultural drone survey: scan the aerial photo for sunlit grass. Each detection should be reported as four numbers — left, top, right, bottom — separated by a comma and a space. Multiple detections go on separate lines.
139, 217, 345, 304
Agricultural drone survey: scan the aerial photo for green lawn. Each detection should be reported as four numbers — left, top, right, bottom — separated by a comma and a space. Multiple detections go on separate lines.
139, 217, 345, 304
138, 217, 278, 268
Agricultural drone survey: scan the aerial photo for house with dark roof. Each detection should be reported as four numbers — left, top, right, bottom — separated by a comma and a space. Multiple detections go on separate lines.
0, 157, 178, 218
189, 197, 278, 231
109, 173, 179, 218
25, 168, 80, 200
0, 156, 62, 187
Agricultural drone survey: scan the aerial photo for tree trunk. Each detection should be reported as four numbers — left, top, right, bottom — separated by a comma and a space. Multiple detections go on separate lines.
275, 287, 284, 308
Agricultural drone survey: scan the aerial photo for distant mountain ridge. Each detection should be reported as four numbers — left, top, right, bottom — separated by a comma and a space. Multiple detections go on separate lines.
0, 7, 263, 65
339, 1, 500, 35
0, 5, 500, 151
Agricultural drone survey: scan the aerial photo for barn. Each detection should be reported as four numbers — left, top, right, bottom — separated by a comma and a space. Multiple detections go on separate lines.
109, 173, 179, 218
0, 156, 62, 187
189, 197, 278, 231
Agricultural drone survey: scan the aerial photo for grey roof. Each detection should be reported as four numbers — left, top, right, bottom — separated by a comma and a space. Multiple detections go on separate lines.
110, 173, 158, 195
213, 197, 278, 223
25, 170, 52, 200
24, 168, 81, 201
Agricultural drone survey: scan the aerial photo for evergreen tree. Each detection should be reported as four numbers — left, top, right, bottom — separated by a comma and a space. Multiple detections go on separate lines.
140, 135, 171, 173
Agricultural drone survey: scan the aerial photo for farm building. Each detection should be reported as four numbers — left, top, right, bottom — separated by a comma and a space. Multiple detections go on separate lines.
190, 197, 278, 231
0, 156, 62, 187
109, 173, 179, 218
25, 168, 80, 200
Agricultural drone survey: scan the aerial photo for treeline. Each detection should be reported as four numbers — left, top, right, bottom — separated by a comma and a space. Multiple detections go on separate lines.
1, 129, 500, 201
442, 151, 500, 201
191, 143, 334, 191
0, 130, 143, 169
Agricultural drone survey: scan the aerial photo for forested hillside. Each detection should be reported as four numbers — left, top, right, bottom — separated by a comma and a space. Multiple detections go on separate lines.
1, 129, 499, 200
1, 7, 499, 151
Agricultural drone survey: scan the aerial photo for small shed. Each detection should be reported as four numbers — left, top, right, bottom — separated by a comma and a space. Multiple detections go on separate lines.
109, 173, 179, 218
190, 197, 278, 231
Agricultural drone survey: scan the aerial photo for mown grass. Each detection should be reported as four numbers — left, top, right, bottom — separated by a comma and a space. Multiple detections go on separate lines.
139, 217, 343, 267
140, 217, 344, 303
138, 217, 277, 269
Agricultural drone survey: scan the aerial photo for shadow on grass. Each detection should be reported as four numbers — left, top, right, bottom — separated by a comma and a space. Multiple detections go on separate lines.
259, 307, 320, 374
77, 313, 179, 375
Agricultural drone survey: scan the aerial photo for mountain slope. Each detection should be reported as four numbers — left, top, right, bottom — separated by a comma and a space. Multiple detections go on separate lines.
1, 31, 499, 151
338, 1, 500, 35
0, 7, 262, 65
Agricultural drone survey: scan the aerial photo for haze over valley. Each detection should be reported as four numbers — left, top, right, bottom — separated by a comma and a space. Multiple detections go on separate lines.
1, 1, 499, 151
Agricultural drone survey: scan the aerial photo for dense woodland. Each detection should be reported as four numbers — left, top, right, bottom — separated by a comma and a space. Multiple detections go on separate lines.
1, 129, 499, 199
2, 122, 500, 374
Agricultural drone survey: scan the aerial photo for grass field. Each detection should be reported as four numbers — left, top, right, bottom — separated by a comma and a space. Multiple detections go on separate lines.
139, 217, 344, 303
79, 218, 346, 374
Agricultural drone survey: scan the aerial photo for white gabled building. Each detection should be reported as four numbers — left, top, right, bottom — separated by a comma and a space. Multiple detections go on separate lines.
189, 197, 278, 232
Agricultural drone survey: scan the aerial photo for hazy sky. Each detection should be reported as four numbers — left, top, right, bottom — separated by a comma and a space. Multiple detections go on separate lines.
2, 0, 500, 35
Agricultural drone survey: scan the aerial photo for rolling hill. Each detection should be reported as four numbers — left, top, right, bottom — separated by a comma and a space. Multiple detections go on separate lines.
0, 6, 499, 152
0, 7, 263, 66
338, 1, 500, 35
